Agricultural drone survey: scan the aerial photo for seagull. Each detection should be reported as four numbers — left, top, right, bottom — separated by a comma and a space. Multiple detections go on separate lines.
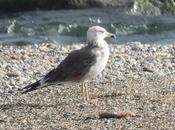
21, 26, 115, 101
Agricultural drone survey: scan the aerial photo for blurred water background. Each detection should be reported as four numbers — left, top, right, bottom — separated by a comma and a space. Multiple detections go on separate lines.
0, 8, 175, 45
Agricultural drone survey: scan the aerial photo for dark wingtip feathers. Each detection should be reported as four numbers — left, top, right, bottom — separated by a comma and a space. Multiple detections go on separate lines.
21, 80, 41, 94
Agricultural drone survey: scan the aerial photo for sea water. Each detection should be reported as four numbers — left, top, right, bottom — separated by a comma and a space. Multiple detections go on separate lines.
0, 8, 175, 45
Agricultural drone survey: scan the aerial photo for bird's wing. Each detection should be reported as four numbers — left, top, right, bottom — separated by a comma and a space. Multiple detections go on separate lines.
43, 46, 96, 83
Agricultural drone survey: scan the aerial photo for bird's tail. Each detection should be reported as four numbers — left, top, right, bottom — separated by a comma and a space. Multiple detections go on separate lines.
21, 80, 44, 94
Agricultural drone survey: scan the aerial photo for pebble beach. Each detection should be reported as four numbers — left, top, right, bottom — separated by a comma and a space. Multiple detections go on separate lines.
0, 42, 175, 129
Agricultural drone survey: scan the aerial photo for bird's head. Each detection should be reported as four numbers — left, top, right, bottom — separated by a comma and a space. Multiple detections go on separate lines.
87, 26, 115, 42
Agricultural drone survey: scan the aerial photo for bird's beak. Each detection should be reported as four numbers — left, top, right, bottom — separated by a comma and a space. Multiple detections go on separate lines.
106, 32, 115, 38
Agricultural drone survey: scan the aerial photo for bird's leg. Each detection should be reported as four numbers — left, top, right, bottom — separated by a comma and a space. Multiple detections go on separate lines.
85, 81, 89, 101
82, 82, 86, 102
82, 82, 89, 102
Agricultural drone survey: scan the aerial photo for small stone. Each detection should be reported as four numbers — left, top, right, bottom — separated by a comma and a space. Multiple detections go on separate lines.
39, 46, 50, 52
142, 67, 154, 73
130, 41, 143, 50
6, 72, 19, 77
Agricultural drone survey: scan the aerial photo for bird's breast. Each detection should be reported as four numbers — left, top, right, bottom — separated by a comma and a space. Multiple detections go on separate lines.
83, 46, 109, 80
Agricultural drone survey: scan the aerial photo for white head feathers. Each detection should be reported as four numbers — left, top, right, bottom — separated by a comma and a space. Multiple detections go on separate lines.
87, 26, 115, 42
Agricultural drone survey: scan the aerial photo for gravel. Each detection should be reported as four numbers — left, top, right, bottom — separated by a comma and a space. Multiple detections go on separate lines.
0, 42, 175, 129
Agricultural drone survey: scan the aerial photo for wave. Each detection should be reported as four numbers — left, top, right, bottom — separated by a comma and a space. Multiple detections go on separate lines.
0, 9, 175, 45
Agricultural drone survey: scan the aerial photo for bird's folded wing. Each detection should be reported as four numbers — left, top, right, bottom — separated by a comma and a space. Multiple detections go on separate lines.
43, 47, 96, 83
